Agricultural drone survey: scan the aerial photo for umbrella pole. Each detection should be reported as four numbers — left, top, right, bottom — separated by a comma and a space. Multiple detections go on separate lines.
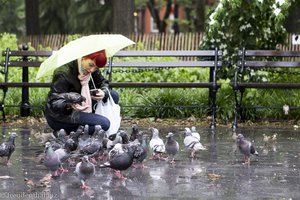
90, 76, 97, 89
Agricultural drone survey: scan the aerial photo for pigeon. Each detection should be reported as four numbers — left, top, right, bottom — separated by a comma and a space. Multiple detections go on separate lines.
0, 132, 18, 165
43, 142, 61, 177
236, 133, 259, 165
165, 132, 179, 164
271, 133, 278, 143
108, 143, 126, 159
190, 126, 201, 141
108, 130, 130, 144
130, 124, 140, 142
132, 134, 148, 168
68, 125, 85, 151
50, 129, 67, 151
263, 134, 271, 145
54, 138, 76, 171
78, 125, 92, 151
105, 131, 123, 150
149, 127, 165, 160
99, 144, 138, 179
232, 131, 238, 142
75, 155, 95, 190
51, 92, 86, 109
183, 128, 206, 158
81, 125, 105, 162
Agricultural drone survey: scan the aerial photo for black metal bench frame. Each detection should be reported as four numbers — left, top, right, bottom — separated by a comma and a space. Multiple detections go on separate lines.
0, 45, 51, 121
1, 45, 222, 128
231, 47, 300, 129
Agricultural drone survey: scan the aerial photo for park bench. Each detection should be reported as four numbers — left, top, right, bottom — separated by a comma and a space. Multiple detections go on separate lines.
231, 47, 300, 129
1, 44, 222, 128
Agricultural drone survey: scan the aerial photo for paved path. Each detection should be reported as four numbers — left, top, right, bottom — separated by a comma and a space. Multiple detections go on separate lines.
0, 125, 299, 199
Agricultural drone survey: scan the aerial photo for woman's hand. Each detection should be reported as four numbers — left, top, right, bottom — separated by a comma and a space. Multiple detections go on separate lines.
91, 89, 105, 101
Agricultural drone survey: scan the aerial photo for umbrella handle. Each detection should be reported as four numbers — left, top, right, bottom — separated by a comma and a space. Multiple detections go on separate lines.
107, 57, 113, 82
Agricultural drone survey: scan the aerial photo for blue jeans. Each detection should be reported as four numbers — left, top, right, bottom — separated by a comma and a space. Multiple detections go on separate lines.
46, 90, 119, 135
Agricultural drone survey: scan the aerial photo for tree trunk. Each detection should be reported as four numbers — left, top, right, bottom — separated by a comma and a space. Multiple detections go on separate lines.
147, 0, 172, 33
195, 0, 205, 32
25, 0, 40, 35
112, 0, 134, 34
173, 3, 179, 34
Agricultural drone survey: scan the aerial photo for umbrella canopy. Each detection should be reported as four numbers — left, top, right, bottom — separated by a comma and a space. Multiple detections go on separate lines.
36, 34, 135, 79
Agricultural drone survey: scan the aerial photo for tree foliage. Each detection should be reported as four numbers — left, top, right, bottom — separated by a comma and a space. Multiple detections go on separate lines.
0, 0, 25, 35
201, 0, 292, 63
39, 0, 112, 34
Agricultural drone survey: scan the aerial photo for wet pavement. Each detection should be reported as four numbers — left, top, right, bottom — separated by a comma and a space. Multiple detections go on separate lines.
0, 123, 300, 200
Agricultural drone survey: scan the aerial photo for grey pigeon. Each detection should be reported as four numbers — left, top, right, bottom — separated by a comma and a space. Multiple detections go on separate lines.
50, 129, 67, 151
99, 144, 138, 179
130, 124, 140, 142
236, 134, 259, 165
108, 143, 125, 160
51, 92, 86, 106
68, 125, 85, 151
106, 131, 123, 150
108, 130, 130, 144
132, 134, 148, 168
44, 142, 61, 177
165, 132, 179, 164
75, 155, 95, 190
0, 132, 18, 165
55, 138, 75, 171
81, 125, 105, 162
184, 128, 206, 158
78, 124, 92, 151
149, 127, 166, 160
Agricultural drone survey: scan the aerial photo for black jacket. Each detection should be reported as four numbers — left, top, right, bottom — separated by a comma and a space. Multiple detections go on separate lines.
45, 61, 108, 123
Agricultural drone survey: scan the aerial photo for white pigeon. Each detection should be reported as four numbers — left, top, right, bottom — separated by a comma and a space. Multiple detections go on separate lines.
149, 127, 165, 160
190, 126, 201, 141
184, 128, 206, 158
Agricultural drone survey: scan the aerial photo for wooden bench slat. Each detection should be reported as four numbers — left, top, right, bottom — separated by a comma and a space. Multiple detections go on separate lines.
243, 50, 300, 57
234, 82, 300, 89
114, 50, 221, 57
2, 50, 53, 57
245, 61, 300, 68
4, 61, 42, 67
111, 61, 221, 68
110, 82, 221, 88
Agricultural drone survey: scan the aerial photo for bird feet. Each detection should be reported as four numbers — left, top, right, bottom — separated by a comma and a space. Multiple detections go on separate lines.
132, 163, 147, 169
80, 184, 91, 190
114, 170, 127, 180
90, 157, 97, 165
58, 166, 69, 173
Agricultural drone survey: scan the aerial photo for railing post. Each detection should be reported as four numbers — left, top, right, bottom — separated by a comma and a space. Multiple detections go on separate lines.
20, 43, 30, 117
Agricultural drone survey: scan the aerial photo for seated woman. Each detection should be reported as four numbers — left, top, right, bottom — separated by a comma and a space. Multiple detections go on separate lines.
44, 50, 119, 135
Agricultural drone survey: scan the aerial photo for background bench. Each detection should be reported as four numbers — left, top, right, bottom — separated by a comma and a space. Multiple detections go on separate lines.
106, 49, 222, 128
1, 45, 222, 128
231, 48, 300, 129
0, 44, 51, 120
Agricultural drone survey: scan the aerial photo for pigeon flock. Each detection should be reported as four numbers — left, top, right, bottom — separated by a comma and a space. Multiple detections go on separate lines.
0, 124, 263, 191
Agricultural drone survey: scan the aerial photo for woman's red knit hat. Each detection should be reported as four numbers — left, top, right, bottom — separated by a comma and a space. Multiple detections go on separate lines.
85, 50, 107, 68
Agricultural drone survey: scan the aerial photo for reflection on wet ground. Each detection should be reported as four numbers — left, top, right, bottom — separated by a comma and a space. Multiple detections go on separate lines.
0, 124, 300, 199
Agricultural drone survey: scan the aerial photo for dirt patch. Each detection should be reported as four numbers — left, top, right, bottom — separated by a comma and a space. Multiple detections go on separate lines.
1, 115, 299, 129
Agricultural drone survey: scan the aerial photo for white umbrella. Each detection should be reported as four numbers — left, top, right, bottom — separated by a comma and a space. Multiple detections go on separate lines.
36, 34, 135, 79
